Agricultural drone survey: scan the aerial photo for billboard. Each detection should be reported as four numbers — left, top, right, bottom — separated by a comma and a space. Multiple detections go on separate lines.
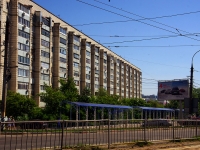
158, 80, 189, 100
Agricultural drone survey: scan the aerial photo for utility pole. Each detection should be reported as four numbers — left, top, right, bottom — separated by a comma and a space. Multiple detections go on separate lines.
189, 65, 193, 114
1, 17, 10, 118
189, 50, 200, 115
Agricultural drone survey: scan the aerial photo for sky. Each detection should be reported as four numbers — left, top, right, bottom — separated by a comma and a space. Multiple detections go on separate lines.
33, 0, 200, 96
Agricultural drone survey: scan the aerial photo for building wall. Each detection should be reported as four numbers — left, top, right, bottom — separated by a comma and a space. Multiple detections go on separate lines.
0, 0, 142, 104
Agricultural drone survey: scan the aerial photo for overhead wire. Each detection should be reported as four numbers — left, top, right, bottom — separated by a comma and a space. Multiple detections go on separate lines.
76, 0, 200, 42
108, 44, 200, 48
94, 0, 200, 37
72, 9, 200, 29
102, 33, 200, 44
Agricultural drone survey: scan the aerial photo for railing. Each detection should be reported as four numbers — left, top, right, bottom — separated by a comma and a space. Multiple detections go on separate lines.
0, 119, 200, 150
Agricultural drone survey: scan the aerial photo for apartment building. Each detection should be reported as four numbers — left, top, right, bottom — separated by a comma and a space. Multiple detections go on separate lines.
0, 0, 142, 107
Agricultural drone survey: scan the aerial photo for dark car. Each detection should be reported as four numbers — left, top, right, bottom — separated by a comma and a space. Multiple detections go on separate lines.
20, 120, 48, 130
160, 89, 166, 93
171, 87, 180, 95
165, 89, 171, 94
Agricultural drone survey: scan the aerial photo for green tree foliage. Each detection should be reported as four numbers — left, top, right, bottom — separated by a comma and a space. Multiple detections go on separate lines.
6, 91, 37, 120
59, 78, 79, 102
166, 100, 179, 109
40, 84, 65, 120
147, 100, 164, 108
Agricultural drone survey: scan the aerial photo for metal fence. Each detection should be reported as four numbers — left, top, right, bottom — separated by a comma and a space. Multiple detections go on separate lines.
0, 119, 200, 150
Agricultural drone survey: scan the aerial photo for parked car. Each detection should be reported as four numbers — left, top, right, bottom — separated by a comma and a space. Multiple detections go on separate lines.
165, 89, 171, 94
142, 120, 172, 127
20, 120, 48, 130
160, 89, 166, 93
171, 87, 180, 95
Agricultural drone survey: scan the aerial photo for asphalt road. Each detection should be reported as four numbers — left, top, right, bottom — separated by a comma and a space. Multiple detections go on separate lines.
0, 127, 200, 150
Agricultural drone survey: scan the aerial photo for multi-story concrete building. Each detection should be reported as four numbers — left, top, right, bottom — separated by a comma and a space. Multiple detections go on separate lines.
0, 0, 142, 107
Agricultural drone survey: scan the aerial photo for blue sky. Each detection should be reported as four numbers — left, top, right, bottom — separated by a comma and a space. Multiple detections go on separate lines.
34, 0, 200, 95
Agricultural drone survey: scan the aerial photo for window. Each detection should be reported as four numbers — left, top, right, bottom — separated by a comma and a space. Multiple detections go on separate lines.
95, 77, 99, 81
41, 39, 50, 48
18, 16, 30, 27
95, 47, 99, 53
60, 37, 67, 45
74, 44, 79, 50
95, 62, 99, 66
41, 50, 50, 58
18, 82, 29, 89
95, 70, 99, 74
41, 62, 49, 69
18, 68, 29, 77
104, 79, 107, 83
40, 85, 46, 91
95, 55, 99, 60
86, 66, 91, 71
73, 62, 79, 68
74, 80, 79, 86
104, 59, 107, 64
60, 27, 67, 35
18, 55, 30, 65
60, 47, 67, 55
41, 29, 50, 37
18, 3, 29, 14
104, 52, 107, 57
42, 17, 50, 26
111, 69, 114, 74
104, 66, 107, 70
86, 42, 90, 47
86, 82, 90, 88
74, 53, 79, 59
74, 36, 80, 42
60, 67, 66, 73
74, 71, 79, 77
41, 74, 49, 81
18, 29, 30, 39
110, 75, 114, 80
95, 84, 99, 88
86, 51, 91, 56
86, 74, 90, 80
86, 58, 90, 64
18, 43, 30, 52
60, 57, 67, 63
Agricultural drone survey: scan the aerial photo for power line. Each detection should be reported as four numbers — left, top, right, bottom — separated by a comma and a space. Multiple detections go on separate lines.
76, 0, 200, 42
102, 33, 200, 45
108, 44, 200, 48
94, 0, 199, 37
72, 9, 200, 29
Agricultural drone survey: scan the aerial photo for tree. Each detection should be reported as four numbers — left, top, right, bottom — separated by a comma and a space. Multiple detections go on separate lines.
166, 100, 179, 109
78, 87, 91, 103
147, 100, 164, 108
59, 78, 79, 102
40, 84, 65, 120
6, 91, 37, 120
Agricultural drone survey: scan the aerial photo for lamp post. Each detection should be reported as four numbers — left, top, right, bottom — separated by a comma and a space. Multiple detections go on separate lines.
189, 50, 200, 114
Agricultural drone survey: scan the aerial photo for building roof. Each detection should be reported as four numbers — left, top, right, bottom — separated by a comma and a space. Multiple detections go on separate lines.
69, 102, 175, 111
69, 102, 133, 109
133, 106, 175, 111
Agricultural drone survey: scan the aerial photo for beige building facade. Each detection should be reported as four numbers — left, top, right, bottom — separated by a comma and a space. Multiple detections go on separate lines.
0, 0, 142, 107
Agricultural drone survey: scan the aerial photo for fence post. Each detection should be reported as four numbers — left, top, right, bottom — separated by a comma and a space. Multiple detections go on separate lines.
196, 120, 198, 139
108, 119, 110, 149
144, 119, 146, 142
172, 119, 175, 142
61, 120, 64, 149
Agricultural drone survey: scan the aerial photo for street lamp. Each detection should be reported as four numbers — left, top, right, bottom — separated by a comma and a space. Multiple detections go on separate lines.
189, 50, 200, 114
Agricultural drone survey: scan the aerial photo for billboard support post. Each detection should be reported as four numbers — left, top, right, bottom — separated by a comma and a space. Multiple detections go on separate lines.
189, 64, 193, 115
190, 50, 200, 115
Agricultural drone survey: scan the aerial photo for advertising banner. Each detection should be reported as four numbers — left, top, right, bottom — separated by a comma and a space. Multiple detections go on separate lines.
158, 80, 189, 100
